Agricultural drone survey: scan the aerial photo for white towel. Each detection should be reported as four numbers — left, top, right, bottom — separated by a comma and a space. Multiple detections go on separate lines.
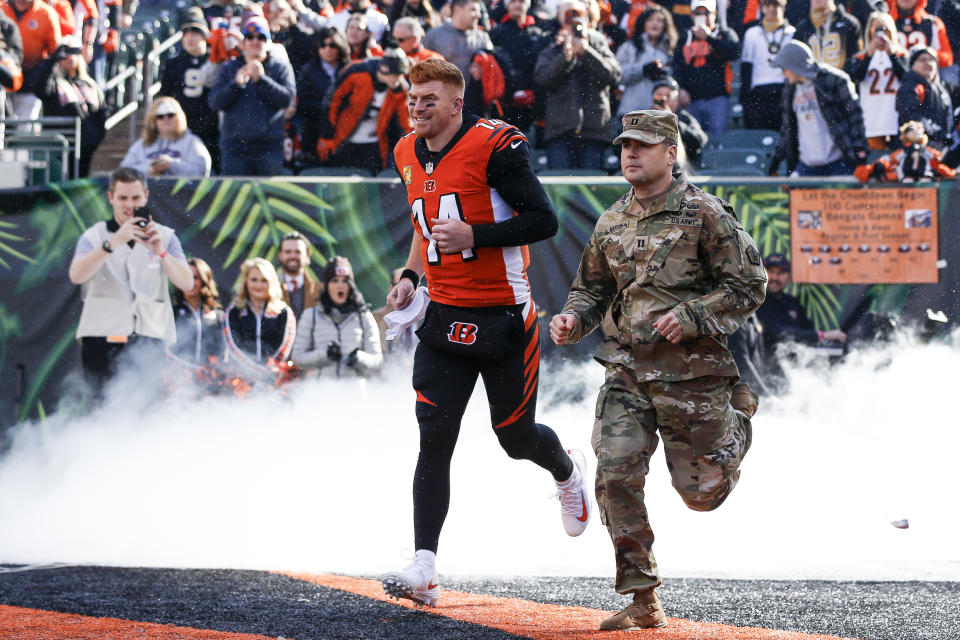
384, 286, 430, 341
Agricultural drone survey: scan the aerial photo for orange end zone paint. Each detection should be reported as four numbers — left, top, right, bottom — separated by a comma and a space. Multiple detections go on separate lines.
0, 604, 276, 640
281, 572, 863, 640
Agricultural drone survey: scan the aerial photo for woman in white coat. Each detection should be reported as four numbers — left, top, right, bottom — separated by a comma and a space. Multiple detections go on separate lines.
292, 256, 383, 378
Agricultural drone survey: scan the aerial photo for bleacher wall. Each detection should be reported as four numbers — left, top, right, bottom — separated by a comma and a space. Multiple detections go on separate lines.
1, 177, 957, 427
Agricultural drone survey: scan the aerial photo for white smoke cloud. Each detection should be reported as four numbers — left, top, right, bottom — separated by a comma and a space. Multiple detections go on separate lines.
1, 331, 958, 581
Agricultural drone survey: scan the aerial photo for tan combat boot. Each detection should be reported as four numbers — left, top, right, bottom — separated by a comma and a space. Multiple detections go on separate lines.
599, 588, 667, 630
730, 380, 759, 419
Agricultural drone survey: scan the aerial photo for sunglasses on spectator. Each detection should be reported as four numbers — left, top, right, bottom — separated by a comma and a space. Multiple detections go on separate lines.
155, 112, 177, 119
320, 41, 338, 48
245, 33, 268, 41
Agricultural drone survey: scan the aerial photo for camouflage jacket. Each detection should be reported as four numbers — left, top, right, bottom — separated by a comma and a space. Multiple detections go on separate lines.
561, 178, 767, 382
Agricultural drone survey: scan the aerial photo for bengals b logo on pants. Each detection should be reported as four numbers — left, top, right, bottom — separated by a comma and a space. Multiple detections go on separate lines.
447, 322, 478, 345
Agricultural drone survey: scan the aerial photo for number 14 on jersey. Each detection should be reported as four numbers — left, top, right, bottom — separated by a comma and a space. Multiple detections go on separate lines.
412, 195, 478, 265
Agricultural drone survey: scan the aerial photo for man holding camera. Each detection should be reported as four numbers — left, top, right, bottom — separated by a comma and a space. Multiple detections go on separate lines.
671, 0, 739, 138
533, 0, 621, 170
68, 167, 193, 391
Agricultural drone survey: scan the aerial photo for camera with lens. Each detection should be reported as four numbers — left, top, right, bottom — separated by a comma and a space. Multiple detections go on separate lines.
133, 205, 151, 228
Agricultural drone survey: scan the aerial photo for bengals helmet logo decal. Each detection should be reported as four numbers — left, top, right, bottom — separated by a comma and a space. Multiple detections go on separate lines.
447, 322, 478, 345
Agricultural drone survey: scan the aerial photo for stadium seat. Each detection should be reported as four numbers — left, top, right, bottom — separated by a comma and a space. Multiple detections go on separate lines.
729, 103, 744, 129
297, 166, 374, 177
707, 129, 780, 156
529, 149, 550, 172
699, 148, 769, 176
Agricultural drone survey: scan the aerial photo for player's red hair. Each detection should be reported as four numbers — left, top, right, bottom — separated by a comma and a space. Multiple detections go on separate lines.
410, 58, 465, 94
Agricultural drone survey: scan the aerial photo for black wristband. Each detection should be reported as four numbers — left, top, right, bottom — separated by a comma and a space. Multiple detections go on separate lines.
401, 268, 420, 290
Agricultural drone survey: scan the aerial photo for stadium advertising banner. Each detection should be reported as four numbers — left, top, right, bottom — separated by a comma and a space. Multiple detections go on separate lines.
789, 187, 939, 284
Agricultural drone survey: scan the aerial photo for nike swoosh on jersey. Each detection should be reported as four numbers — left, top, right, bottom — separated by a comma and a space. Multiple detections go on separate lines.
511, 140, 521, 149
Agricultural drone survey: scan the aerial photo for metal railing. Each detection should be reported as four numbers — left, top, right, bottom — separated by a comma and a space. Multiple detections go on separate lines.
3, 133, 71, 185
0, 117, 82, 182
102, 18, 183, 142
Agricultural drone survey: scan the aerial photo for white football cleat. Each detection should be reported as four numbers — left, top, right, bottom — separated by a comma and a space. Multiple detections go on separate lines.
556, 449, 591, 536
382, 550, 439, 607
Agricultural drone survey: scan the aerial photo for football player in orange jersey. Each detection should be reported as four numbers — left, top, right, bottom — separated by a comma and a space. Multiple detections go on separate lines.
381, 58, 590, 607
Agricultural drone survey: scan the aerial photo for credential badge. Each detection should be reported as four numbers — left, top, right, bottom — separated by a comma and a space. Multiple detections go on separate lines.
402, 165, 412, 185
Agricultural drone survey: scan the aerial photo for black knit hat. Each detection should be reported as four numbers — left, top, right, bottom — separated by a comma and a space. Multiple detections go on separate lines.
908, 45, 937, 68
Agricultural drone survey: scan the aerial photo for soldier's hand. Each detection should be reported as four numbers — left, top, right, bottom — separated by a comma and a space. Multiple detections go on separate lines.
387, 278, 415, 310
550, 313, 578, 346
653, 311, 684, 344
430, 218, 474, 253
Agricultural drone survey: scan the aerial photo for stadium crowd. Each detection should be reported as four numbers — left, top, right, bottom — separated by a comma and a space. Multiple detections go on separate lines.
1, 0, 959, 179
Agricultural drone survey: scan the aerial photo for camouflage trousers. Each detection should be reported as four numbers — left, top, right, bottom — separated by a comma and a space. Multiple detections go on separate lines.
591, 364, 752, 593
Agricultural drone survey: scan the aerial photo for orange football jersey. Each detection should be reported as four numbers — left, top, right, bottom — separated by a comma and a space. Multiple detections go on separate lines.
395, 118, 532, 308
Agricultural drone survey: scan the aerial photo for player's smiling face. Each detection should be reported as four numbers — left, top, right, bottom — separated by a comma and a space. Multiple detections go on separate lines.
408, 80, 462, 140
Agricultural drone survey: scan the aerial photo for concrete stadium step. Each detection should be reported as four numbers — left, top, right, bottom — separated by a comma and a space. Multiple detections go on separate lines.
90, 108, 146, 175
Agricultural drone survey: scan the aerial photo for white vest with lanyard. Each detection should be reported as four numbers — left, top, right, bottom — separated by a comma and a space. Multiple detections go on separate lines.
76, 221, 178, 344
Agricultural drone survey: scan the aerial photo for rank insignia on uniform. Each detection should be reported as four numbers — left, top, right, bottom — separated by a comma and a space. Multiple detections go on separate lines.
402, 165, 413, 185
747, 246, 762, 265
685, 202, 700, 211
425, 161, 434, 175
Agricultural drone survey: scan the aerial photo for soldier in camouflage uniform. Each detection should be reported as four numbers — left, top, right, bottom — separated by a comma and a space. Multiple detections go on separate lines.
550, 110, 767, 630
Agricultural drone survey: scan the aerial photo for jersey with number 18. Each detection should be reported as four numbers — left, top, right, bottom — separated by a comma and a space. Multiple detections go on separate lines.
394, 117, 533, 308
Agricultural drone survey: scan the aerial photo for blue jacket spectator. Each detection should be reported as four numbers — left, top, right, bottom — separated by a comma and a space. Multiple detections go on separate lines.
209, 17, 296, 176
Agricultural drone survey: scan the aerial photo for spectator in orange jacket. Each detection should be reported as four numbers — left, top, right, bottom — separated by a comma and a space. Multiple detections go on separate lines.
48, 0, 74, 36
1, 0, 61, 123
316, 51, 413, 175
